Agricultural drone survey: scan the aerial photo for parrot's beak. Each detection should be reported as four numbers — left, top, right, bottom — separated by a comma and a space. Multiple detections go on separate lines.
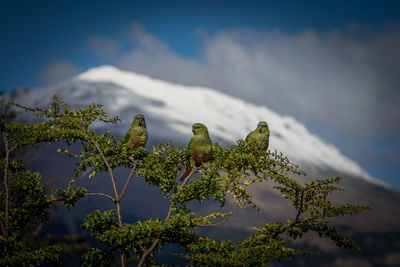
138, 118, 144, 126
259, 125, 263, 133
192, 126, 195, 133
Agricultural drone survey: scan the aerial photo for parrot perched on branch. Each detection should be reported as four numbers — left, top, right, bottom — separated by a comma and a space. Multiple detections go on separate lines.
245, 121, 270, 152
124, 114, 148, 151
180, 123, 212, 181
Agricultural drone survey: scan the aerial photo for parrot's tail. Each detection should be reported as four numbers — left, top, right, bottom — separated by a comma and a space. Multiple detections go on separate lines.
180, 166, 193, 181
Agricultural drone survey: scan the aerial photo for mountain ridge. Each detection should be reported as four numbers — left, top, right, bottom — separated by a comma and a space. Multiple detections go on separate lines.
8, 65, 386, 188
5, 65, 400, 266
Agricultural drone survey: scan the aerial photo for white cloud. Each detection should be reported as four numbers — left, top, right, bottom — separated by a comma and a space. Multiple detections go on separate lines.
87, 36, 120, 59
40, 60, 81, 85
84, 23, 400, 183
115, 24, 400, 142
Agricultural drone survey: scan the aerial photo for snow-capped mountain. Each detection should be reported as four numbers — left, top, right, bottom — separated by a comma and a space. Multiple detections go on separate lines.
7, 65, 400, 266
9, 65, 383, 187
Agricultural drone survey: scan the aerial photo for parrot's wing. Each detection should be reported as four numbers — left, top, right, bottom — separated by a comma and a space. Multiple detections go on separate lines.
245, 132, 251, 142
188, 138, 199, 167
187, 137, 195, 155
245, 130, 256, 143
181, 138, 194, 180
123, 128, 131, 143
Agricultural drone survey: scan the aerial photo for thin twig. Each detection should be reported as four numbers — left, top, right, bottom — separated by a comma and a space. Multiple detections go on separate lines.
294, 188, 305, 223
272, 187, 305, 239
137, 239, 159, 267
92, 140, 125, 267
166, 167, 196, 221
85, 192, 115, 202
186, 166, 218, 201
199, 214, 233, 227
136, 241, 145, 252
92, 141, 119, 199
56, 150, 80, 158
120, 162, 137, 199
137, 167, 197, 267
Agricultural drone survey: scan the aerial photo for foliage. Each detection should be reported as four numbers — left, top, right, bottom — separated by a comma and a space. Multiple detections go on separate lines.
0, 96, 89, 266
0, 96, 369, 266
0, 99, 61, 266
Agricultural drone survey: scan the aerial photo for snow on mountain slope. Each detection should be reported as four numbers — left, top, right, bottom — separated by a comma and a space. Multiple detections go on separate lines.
9, 65, 384, 186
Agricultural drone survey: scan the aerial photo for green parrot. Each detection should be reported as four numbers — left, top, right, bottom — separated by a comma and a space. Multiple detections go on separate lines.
124, 114, 148, 151
245, 121, 270, 152
180, 123, 212, 180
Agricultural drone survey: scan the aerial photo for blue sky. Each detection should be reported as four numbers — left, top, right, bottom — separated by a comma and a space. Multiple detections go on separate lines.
2, 0, 399, 89
1, 0, 400, 188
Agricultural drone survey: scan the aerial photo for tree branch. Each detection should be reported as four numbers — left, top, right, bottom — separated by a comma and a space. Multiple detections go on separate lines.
92, 140, 125, 267
120, 162, 137, 199
92, 141, 119, 199
294, 188, 305, 223
185, 166, 218, 202
136, 241, 145, 252
166, 167, 196, 221
137, 167, 197, 267
199, 214, 233, 227
85, 192, 115, 202
272, 187, 305, 239
56, 149, 80, 158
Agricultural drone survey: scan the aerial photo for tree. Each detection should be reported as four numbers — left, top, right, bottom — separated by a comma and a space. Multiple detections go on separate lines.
1, 96, 369, 266
0, 95, 89, 267
0, 94, 61, 266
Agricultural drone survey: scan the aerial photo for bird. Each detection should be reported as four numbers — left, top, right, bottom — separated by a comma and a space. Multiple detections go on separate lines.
245, 121, 270, 152
124, 114, 148, 151
180, 123, 212, 181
